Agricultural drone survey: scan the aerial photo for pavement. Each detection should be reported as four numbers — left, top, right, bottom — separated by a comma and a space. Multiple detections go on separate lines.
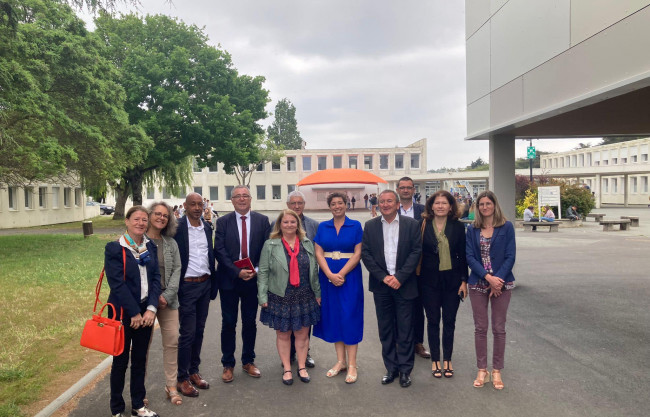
51, 206, 650, 417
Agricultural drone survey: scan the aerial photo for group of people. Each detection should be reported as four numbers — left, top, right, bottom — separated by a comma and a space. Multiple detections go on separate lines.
104, 177, 517, 417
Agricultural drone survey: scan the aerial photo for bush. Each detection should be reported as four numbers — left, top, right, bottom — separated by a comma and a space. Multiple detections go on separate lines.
515, 181, 594, 218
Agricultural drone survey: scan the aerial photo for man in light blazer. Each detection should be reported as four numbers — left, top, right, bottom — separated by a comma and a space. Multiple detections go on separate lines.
214, 185, 271, 383
362, 189, 422, 388
173, 193, 217, 397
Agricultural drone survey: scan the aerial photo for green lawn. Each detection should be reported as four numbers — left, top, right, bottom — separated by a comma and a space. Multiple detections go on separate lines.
25, 215, 125, 230
0, 233, 120, 417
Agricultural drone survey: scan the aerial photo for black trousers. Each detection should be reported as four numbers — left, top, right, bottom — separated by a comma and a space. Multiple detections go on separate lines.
373, 291, 414, 374
412, 295, 425, 344
110, 302, 152, 414
177, 279, 211, 381
420, 282, 461, 362
220, 279, 258, 367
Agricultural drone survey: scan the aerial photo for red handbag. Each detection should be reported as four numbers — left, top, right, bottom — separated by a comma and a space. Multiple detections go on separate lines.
80, 248, 126, 356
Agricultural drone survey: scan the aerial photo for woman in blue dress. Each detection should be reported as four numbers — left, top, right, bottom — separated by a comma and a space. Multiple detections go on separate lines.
313, 192, 364, 384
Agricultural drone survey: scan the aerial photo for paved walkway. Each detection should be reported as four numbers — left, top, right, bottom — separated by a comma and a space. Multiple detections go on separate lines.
52, 207, 650, 416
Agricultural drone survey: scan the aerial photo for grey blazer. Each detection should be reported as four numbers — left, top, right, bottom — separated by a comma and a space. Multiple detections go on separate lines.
156, 235, 182, 310
271, 215, 320, 241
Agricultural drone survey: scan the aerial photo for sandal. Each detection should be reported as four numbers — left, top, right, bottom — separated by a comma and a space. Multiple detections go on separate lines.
491, 370, 504, 390
165, 386, 182, 405
443, 361, 454, 378
432, 361, 442, 378
473, 369, 490, 388
326, 360, 347, 378
345, 365, 358, 384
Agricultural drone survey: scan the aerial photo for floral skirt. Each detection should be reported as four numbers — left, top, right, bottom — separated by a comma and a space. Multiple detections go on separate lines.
260, 283, 320, 332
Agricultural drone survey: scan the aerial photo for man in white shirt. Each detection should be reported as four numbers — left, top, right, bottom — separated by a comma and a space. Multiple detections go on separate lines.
361, 190, 422, 388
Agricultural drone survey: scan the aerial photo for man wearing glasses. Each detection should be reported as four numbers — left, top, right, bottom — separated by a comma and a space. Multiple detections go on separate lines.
214, 185, 271, 383
397, 177, 430, 360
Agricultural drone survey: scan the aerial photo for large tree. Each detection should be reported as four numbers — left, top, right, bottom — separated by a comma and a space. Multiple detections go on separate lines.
220, 135, 284, 187
267, 98, 303, 150
94, 13, 269, 217
0, 0, 148, 188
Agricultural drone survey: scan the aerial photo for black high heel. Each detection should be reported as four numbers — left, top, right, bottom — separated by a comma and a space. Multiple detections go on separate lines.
443, 361, 454, 378
432, 361, 442, 378
282, 370, 293, 385
298, 367, 310, 383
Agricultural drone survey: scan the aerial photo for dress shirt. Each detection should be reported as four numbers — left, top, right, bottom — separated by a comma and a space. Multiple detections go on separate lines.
236, 210, 251, 259
185, 217, 210, 277
119, 235, 156, 313
400, 203, 414, 218
381, 215, 400, 275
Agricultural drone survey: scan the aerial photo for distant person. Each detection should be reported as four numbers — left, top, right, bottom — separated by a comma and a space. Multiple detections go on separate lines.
364, 193, 369, 209
523, 205, 538, 222
466, 191, 516, 390
467, 201, 476, 221
351, 196, 356, 210
370, 193, 378, 217
565, 205, 579, 220
541, 206, 555, 222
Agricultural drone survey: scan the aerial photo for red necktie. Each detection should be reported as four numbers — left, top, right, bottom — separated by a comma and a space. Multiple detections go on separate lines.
240, 216, 248, 259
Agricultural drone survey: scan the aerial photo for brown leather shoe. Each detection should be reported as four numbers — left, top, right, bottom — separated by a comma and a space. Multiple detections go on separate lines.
177, 380, 199, 397
189, 373, 209, 389
415, 343, 431, 359
242, 363, 261, 378
222, 367, 234, 383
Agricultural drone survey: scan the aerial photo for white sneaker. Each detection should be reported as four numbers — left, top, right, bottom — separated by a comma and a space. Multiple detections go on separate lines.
131, 407, 159, 417
112, 413, 125, 417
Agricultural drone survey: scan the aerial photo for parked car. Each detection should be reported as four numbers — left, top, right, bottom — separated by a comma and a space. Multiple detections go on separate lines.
100, 204, 115, 215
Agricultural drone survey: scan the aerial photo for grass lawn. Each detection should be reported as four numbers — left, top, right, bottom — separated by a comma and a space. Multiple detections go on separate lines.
24, 215, 125, 230
0, 233, 121, 417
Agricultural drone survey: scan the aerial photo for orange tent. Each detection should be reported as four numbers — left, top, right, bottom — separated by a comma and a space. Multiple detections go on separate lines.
297, 168, 387, 186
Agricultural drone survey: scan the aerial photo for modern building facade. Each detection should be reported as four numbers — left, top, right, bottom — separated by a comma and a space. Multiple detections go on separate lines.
465, 0, 650, 219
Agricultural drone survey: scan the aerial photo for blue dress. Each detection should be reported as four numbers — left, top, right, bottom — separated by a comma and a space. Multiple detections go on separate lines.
312, 216, 364, 345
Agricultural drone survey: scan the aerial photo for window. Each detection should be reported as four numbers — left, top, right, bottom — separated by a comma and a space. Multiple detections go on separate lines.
612, 158, 618, 165
379, 155, 389, 170
272, 161, 280, 171
642, 176, 649, 193
52, 186, 60, 208
145, 187, 154, 199
602, 160, 608, 165
348, 156, 357, 169
587, 154, 592, 166
210, 186, 219, 201
39, 187, 47, 208
571, 155, 577, 166
333, 156, 342, 169
632, 155, 638, 162
595, 161, 600, 166
612, 178, 618, 194
395, 154, 404, 169
318, 156, 327, 170
162, 187, 171, 199
622, 157, 627, 164
602, 179, 608, 193
64, 187, 71, 207
579, 154, 584, 167
24, 187, 34, 209
192, 159, 202, 172
75, 188, 82, 206
272, 185, 281, 200
642, 154, 648, 162
256, 163, 264, 172
364, 155, 373, 170
543, 160, 547, 169
632, 177, 638, 193
8, 187, 17, 209
302, 156, 312, 171
225, 186, 234, 200
256, 185, 266, 200
194, 186, 203, 195
208, 162, 218, 172
287, 157, 296, 171
411, 154, 420, 169
287, 184, 296, 194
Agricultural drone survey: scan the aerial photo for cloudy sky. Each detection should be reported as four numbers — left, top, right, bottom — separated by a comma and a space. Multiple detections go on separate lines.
83, 0, 600, 169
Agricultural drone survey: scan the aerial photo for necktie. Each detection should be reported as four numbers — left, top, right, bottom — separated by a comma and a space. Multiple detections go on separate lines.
241, 216, 248, 259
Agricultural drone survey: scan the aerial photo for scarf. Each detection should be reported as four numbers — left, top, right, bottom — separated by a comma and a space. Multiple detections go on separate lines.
281, 236, 301, 288
123, 232, 151, 266
434, 219, 452, 271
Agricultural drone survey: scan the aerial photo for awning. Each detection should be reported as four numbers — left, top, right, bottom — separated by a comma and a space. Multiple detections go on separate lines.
297, 169, 388, 186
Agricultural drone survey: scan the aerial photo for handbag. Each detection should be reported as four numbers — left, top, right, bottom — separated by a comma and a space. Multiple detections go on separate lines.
415, 220, 427, 276
80, 248, 126, 356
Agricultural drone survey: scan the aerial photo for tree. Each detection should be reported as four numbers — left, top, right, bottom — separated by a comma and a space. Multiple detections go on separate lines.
267, 98, 303, 149
221, 136, 284, 187
0, 0, 148, 189
94, 13, 269, 218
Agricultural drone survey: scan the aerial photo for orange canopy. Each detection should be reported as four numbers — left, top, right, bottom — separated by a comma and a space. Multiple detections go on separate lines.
297, 168, 387, 186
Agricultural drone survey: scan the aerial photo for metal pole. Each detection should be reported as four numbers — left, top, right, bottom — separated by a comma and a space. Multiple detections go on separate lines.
529, 139, 533, 183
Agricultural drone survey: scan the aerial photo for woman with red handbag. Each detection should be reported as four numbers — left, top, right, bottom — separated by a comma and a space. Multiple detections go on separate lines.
105, 206, 161, 417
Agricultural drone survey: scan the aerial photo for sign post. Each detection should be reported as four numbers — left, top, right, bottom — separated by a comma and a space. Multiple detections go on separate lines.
527, 142, 536, 182
538, 186, 562, 220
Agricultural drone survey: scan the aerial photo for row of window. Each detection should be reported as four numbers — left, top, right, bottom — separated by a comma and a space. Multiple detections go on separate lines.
5, 186, 82, 211
193, 153, 421, 173
150, 184, 297, 202
597, 176, 650, 194
543, 153, 649, 169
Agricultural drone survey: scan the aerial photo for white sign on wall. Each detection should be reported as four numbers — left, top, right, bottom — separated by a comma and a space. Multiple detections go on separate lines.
538, 186, 561, 219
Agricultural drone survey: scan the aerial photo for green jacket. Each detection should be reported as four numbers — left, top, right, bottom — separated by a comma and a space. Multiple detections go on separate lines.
257, 237, 321, 305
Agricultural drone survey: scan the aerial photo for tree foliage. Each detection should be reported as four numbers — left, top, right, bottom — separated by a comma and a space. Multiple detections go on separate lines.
94, 13, 269, 217
0, 0, 148, 188
267, 98, 302, 150
515, 180, 594, 218
224, 136, 284, 187
600, 136, 645, 145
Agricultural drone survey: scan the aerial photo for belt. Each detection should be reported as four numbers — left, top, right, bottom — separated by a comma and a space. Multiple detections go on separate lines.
323, 251, 354, 260
184, 274, 209, 283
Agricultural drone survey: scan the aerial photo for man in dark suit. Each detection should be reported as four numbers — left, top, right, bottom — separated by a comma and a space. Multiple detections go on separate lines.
214, 185, 271, 383
362, 189, 422, 388
397, 176, 430, 359
173, 192, 217, 398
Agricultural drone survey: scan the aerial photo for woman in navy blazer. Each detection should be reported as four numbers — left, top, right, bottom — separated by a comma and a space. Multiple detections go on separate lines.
105, 206, 161, 417
466, 191, 515, 391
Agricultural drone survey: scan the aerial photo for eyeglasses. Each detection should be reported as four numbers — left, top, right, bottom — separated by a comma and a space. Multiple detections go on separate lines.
231, 194, 251, 200
152, 211, 169, 219
398, 186, 414, 190
288, 201, 305, 206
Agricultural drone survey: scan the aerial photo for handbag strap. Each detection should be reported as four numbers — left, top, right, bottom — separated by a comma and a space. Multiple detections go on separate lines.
92, 246, 126, 320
